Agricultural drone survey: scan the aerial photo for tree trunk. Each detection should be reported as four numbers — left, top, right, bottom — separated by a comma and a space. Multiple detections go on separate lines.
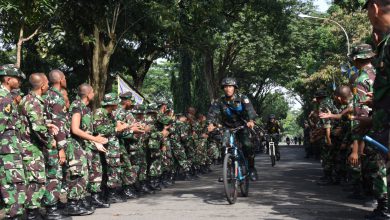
89, 25, 115, 110
203, 49, 218, 101
177, 48, 192, 113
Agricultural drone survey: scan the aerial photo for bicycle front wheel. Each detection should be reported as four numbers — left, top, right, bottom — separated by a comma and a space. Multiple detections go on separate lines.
223, 153, 237, 204
271, 155, 276, 167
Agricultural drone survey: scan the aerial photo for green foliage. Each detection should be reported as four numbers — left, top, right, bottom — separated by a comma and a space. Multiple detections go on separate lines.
258, 92, 289, 122
281, 110, 303, 138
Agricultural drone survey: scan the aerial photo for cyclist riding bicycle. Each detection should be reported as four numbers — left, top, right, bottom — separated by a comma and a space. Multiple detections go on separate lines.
207, 77, 258, 181
266, 114, 281, 160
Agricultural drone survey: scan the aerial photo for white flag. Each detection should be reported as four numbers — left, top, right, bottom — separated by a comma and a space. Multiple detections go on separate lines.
117, 76, 144, 104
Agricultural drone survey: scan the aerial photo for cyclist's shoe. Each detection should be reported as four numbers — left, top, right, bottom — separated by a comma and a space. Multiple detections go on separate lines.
249, 168, 258, 181
276, 152, 281, 161
218, 177, 223, 182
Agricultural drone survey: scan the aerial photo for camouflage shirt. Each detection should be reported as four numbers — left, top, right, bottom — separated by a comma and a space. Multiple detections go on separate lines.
19, 91, 53, 148
207, 93, 257, 128
44, 87, 68, 150
93, 107, 116, 137
0, 85, 23, 153
69, 99, 94, 149
319, 97, 339, 129
115, 107, 136, 139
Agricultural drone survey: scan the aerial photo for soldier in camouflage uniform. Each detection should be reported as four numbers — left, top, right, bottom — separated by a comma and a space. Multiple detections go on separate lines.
169, 114, 192, 180
94, 93, 129, 204
131, 105, 154, 194
115, 92, 143, 198
0, 65, 27, 219
65, 84, 108, 216
0, 64, 26, 220
43, 70, 70, 219
207, 77, 258, 181
19, 73, 60, 220
316, 90, 340, 186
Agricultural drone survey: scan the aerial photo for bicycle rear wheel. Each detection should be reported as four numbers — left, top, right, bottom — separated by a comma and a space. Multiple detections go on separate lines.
271, 155, 276, 167
239, 161, 249, 197
223, 153, 237, 204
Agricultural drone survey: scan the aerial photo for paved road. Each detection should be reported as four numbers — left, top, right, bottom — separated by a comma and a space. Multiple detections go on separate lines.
70, 146, 371, 220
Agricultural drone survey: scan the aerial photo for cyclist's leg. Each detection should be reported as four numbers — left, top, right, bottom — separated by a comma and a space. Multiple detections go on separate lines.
237, 129, 256, 180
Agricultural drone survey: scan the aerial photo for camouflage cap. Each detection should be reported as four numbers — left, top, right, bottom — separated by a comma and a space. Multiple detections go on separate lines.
349, 44, 376, 60
155, 96, 168, 106
119, 92, 136, 104
146, 102, 159, 113
0, 64, 26, 79
132, 104, 146, 114
314, 90, 327, 98
101, 93, 120, 106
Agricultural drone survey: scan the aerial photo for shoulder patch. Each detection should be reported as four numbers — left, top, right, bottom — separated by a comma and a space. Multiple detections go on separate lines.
243, 98, 249, 104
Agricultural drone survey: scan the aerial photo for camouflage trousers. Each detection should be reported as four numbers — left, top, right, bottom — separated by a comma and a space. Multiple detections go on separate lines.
0, 133, 27, 217
170, 138, 190, 172
362, 147, 387, 198
184, 138, 195, 168
104, 138, 122, 189
66, 138, 88, 200
161, 139, 173, 173
85, 148, 103, 193
148, 150, 162, 178
320, 143, 338, 175
193, 138, 207, 168
120, 143, 137, 186
22, 142, 46, 209
43, 148, 62, 206
206, 140, 220, 165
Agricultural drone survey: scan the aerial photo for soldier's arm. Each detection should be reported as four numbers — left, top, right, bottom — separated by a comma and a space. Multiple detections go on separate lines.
241, 95, 257, 120
207, 100, 221, 125
28, 100, 53, 147
46, 94, 67, 150
0, 95, 12, 134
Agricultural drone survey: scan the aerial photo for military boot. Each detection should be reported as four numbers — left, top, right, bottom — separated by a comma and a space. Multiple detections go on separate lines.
26, 208, 43, 220
91, 193, 110, 208
168, 172, 176, 185
80, 198, 95, 213
160, 174, 169, 188
64, 199, 89, 216
46, 204, 70, 220
151, 177, 162, 191
249, 167, 258, 181
139, 181, 152, 194
123, 186, 138, 199
107, 188, 126, 203
365, 197, 390, 220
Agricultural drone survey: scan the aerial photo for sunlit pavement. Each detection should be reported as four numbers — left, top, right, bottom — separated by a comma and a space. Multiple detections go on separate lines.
71, 145, 371, 220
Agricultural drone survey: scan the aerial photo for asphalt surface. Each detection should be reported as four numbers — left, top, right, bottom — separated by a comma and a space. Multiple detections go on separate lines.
68, 145, 372, 220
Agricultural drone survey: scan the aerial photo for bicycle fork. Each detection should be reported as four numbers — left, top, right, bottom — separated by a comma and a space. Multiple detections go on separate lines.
269, 142, 275, 156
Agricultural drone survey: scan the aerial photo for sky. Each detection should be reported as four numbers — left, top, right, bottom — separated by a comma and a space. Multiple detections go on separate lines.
314, 0, 331, 12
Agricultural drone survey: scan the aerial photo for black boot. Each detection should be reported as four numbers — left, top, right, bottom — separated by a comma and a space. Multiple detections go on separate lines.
46, 204, 70, 220
140, 181, 152, 194
107, 188, 127, 204
160, 175, 169, 188
151, 177, 162, 191
365, 197, 390, 219
4, 215, 24, 220
91, 192, 110, 208
26, 208, 43, 220
168, 172, 175, 185
80, 198, 95, 213
183, 172, 193, 181
123, 186, 138, 199
64, 199, 89, 216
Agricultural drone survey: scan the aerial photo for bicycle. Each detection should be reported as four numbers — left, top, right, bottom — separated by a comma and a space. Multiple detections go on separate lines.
266, 134, 279, 167
222, 126, 249, 204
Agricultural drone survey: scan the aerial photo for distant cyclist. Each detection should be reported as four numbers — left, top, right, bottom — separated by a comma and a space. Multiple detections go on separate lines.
207, 77, 258, 181
266, 114, 281, 160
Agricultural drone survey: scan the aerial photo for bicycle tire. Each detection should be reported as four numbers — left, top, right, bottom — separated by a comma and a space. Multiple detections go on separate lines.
271, 155, 276, 167
223, 153, 237, 204
239, 161, 249, 197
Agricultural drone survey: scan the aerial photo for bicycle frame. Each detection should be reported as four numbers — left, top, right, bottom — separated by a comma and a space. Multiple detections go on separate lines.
225, 129, 248, 182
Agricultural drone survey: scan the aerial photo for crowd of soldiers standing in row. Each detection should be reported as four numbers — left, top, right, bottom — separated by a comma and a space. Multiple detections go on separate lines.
302, 1, 390, 217
0, 66, 224, 220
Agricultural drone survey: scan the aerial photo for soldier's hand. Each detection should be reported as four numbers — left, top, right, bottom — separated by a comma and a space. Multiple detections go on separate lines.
58, 149, 66, 165
162, 129, 169, 138
116, 121, 129, 132
94, 142, 107, 153
48, 123, 59, 135
348, 152, 359, 167
161, 146, 167, 152
144, 125, 151, 133
95, 135, 108, 145
207, 124, 216, 132
319, 112, 333, 119
247, 120, 255, 129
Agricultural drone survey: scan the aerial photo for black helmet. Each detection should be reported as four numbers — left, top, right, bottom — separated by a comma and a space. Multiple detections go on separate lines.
269, 114, 275, 119
221, 77, 238, 89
